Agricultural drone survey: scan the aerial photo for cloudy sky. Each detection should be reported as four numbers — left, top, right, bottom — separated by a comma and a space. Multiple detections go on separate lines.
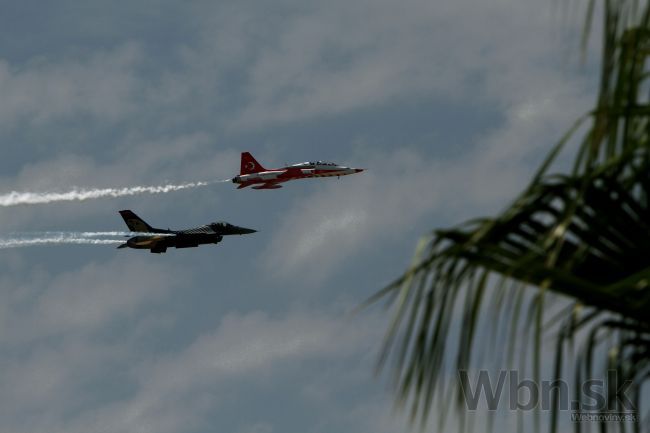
0, 1, 598, 432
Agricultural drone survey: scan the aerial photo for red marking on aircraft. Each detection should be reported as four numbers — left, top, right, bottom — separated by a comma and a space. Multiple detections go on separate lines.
232, 152, 364, 190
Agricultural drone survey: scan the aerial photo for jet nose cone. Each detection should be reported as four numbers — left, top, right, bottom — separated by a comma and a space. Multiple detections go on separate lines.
355, 168, 364, 173
233, 226, 257, 235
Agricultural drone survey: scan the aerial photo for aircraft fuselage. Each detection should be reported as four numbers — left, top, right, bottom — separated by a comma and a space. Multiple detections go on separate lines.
117, 210, 256, 254
123, 233, 223, 250
232, 154, 364, 190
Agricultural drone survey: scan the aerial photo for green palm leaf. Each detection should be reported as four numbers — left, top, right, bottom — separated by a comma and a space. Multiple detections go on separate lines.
374, 2, 650, 431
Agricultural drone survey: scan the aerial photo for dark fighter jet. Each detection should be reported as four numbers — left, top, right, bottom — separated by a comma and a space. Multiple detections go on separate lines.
117, 210, 256, 254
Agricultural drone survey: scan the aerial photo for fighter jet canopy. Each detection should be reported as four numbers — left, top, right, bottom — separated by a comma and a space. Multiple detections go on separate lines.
290, 161, 339, 167
209, 221, 257, 235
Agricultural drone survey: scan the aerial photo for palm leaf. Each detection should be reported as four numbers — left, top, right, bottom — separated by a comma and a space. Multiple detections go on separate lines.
374, 1, 650, 431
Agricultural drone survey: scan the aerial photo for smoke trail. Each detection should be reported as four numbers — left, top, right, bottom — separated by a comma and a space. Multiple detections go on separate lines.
0, 179, 231, 207
8, 231, 174, 237
0, 230, 180, 249
0, 236, 124, 249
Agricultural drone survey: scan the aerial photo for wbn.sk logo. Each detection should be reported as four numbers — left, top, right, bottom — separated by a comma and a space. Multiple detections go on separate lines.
458, 370, 638, 422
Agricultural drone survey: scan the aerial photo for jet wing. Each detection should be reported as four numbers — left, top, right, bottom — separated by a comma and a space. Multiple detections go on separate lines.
252, 182, 284, 190
128, 235, 170, 247
118, 234, 171, 253
143, 235, 171, 253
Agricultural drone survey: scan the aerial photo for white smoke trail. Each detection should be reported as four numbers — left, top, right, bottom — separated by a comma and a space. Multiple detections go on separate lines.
0, 236, 124, 249
0, 179, 231, 207
9, 231, 173, 237
0, 230, 180, 249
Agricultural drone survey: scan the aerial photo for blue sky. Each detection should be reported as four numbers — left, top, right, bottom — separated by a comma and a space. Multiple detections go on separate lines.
0, 1, 599, 432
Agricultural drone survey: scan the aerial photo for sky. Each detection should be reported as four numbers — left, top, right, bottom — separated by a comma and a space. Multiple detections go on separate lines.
0, 1, 601, 432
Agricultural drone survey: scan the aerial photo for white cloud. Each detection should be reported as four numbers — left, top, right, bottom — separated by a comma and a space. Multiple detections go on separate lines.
262, 80, 590, 283
0, 256, 183, 343
8, 308, 386, 433
253, 0, 594, 283
237, 422, 274, 433
5, 132, 235, 192
209, 0, 589, 128
0, 338, 128, 417
0, 43, 141, 129
0, 256, 189, 432
138, 308, 380, 394
0, 0, 594, 137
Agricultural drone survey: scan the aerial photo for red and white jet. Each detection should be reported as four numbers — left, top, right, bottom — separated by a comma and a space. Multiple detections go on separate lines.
231, 152, 364, 190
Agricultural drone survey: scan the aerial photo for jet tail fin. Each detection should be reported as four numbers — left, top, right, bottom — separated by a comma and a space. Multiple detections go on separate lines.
119, 210, 155, 233
240, 152, 266, 174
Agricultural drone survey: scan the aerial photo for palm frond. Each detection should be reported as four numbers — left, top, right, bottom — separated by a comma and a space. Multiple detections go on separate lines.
374, 1, 650, 431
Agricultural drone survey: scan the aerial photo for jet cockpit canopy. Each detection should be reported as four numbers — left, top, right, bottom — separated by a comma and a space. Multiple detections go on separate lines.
291, 161, 339, 167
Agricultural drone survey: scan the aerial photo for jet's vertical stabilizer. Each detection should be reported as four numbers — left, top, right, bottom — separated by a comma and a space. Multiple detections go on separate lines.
240, 152, 266, 175
119, 210, 155, 233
